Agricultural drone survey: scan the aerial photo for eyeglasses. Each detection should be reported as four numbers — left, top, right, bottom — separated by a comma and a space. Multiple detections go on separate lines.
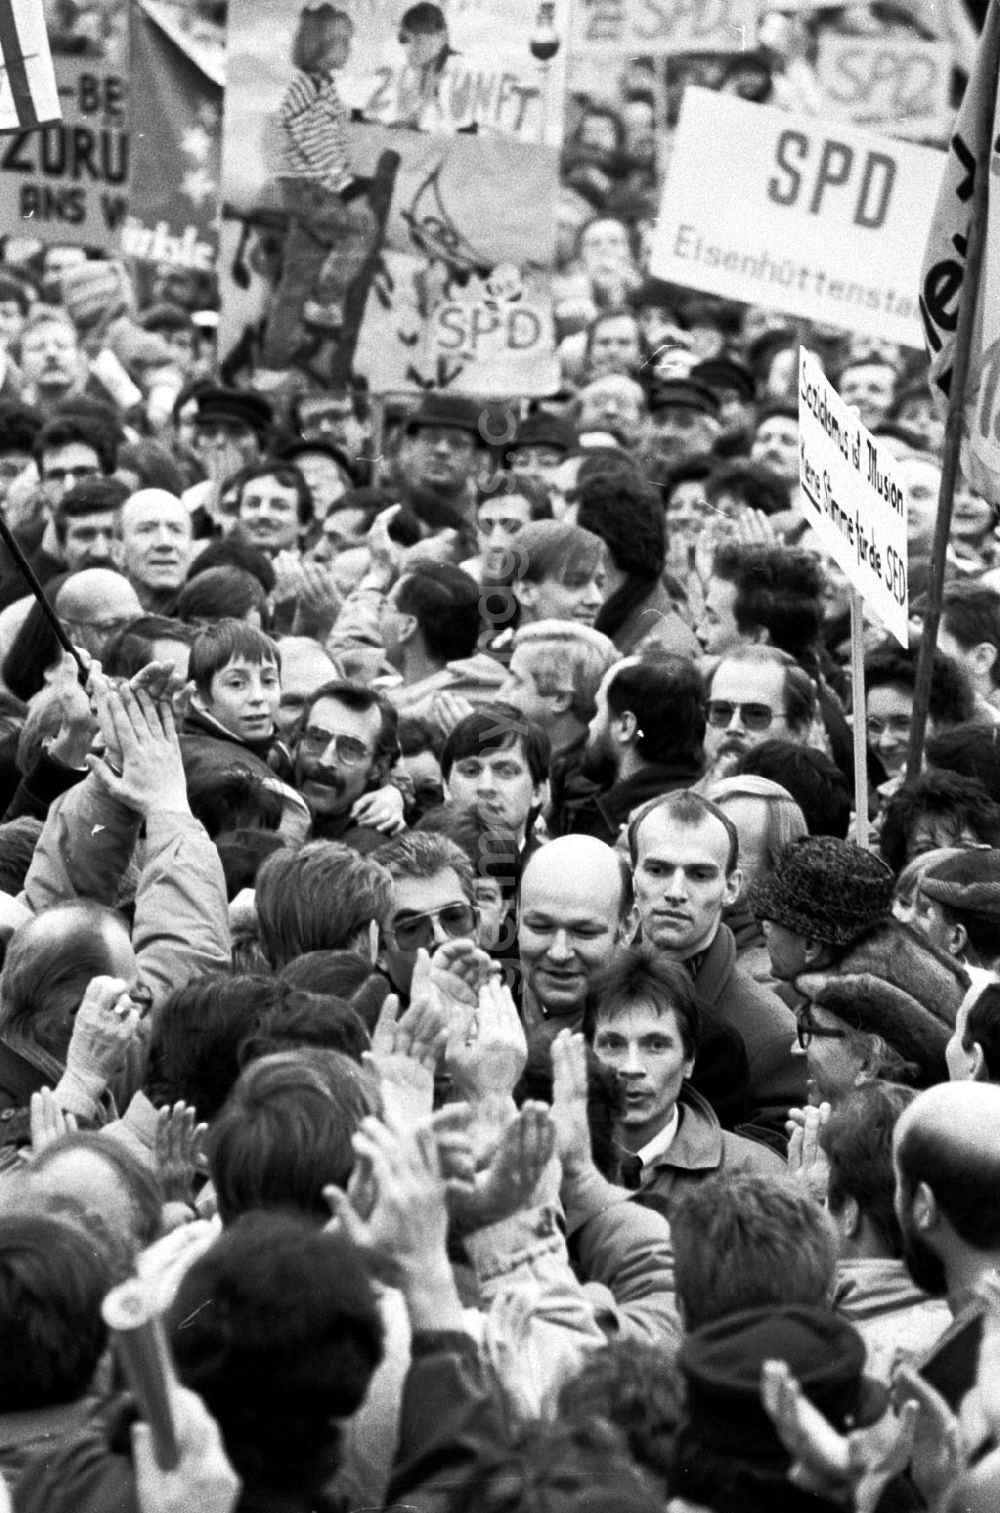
796, 1007, 848, 1051
42, 465, 100, 485
480, 517, 526, 535
383, 902, 479, 952
65, 615, 135, 636
706, 700, 777, 732
299, 727, 372, 766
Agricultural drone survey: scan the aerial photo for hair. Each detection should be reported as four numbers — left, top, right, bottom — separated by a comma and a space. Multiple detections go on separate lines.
477, 469, 553, 519
0, 399, 42, 455
3, 575, 68, 701
394, 564, 481, 664
291, 4, 353, 72
606, 657, 705, 770
941, 583, 1000, 688
256, 842, 392, 967
627, 789, 740, 876
964, 981, 1000, 1081
821, 1082, 917, 1256
398, 711, 445, 758
896, 1103, 1000, 1251
116, 438, 186, 496
29, 1131, 163, 1252
375, 830, 476, 905
101, 614, 196, 678
52, 475, 129, 544
0, 902, 128, 1059
399, 1, 447, 34
708, 775, 808, 876
926, 723, 1000, 803
812, 979, 927, 1087
879, 770, 1000, 877
865, 641, 975, 729
237, 461, 313, 528
301, 679, 399, 771
0, 1212, 112, 1411
715, 544, 825, 666
576, 470, 666, 642
440, 704, 551, 786
239, 990, 370, 1065
143, 973, 285, 1119
448, 1418, 662, 1513
556, 1341, 683, 1487
584, 944, 701, 1059
177, 566, 270, 630
185, 535, 277, 594
671, 1174, 837, 1331
0, 816, 42, 897
709, 644, 817, 736
705, 461, 790, 517
168, 1211, 383, 1498
186, 766, 283, 839
189, 618, 280, 700
515, 519, 606, 590
278, 950, 389, 1033
416, 804, 521, 902
733, 739, 852, 839
216, 829, 288, 901
511, 621, 618, 725
34, 415, 116, 476
208, 1048, 373, 1224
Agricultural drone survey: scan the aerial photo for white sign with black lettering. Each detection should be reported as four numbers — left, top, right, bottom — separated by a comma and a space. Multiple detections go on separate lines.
650, 88, 945, 347
798, 347, 908, 646
816, 36, 952, 138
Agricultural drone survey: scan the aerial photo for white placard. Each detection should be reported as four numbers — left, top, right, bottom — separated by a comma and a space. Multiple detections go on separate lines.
650, 88, 945, 347
569, 0, 757, 56
816, 35, 952, 138
798, 347, 909, 647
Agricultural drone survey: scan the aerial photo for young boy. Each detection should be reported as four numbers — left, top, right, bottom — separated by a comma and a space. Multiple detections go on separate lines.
184, 618, 293, 780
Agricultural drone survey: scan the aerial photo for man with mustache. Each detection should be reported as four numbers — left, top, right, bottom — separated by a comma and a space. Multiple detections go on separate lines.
294, 678, 398, 851
703, 646, 816, 785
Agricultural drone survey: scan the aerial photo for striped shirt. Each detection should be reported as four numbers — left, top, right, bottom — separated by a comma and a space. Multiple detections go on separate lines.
279, 68, 352, 194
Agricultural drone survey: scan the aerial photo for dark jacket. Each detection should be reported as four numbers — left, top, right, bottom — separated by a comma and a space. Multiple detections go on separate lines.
181, 706, 295, 786
312, 805, 389, 854
691, 924, 805, 1129
564, 757, 704, 848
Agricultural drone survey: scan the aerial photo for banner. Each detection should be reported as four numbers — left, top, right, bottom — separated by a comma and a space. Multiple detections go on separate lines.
0, 0, 127, 250
651, 88, 945, 348
798, 347, 909, 647
0, 0, 60, 131
124, 0, 222, 270
569, 0, 757, 56
920, 0, 1000, 502
816, 35, 953, 140
219, 0, 561, 395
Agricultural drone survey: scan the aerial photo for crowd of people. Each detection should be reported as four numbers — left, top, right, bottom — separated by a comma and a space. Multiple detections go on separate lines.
3, 99, 1000, 1509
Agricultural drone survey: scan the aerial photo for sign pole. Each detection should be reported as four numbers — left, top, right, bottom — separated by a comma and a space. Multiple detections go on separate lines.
850, 589, 870, 850
906, 7, 1000, 782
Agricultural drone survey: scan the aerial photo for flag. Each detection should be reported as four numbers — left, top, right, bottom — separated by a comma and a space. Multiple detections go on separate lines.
0, 0, 60, 133
919, 0, 1000, 500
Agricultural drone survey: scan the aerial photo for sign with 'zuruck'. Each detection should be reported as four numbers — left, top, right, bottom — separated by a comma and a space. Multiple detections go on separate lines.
798, 347, 908, 647
651, 88, 944, 348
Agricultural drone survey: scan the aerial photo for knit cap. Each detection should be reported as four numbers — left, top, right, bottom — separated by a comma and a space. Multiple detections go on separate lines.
748, 836, 894, 949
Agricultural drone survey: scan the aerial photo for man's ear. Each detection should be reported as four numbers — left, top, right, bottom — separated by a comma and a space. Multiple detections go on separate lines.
970, 642, 999, 681
614, 709, 639, 747
722, 865, 743, 908
971, 1041, 988, 1081
547, 688, 573, 716
950, 920, 968, 958
532, 777, 550, 813
834, 1196, 861, 1242
367, 919, 379, 965
913, 1180, 938, 1233
803, 937, 827, 966
616, 902, 640, 945
396, 612, 418, 646
515, 581, 538, 613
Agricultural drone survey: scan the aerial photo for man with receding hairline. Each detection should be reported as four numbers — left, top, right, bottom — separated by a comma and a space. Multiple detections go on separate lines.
894, 1082, 1000, 1409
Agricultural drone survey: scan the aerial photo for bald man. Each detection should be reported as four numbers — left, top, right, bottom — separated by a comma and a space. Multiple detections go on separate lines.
121, 489, 193, 609
56, 570, 142, 661
895, 1082, 1000, 1408
517, 835, 751, 1125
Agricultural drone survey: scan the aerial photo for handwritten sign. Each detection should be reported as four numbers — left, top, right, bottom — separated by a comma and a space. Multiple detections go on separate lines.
570, 0, 757, 54
651, 88, 945, 348
798, 347, 908, 646
816, 36, 953, 138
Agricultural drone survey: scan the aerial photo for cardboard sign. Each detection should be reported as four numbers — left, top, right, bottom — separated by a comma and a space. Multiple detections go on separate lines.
0, 54, 127, 247
798, 347, 908, 646
570, 0, 757, 55
816, 36, 953, 138
651, 88, 945, 348
0, 0, 60, 132
428, 298, 557, 391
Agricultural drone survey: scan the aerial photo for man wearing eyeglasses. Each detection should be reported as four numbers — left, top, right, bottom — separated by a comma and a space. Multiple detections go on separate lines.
703, 646, 816, 786
294, 680, 399, 852
374, 832, 481, 1001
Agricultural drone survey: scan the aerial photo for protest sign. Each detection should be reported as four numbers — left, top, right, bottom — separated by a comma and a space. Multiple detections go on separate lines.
123, 0, 222, 271
798, 346, 908, 647
650, 88, 944, 348
816, 35, 953, 139
220, 0, 560, 396
0, 0, 60, 132
0, 49, 127, 248
569, 0, 757, 56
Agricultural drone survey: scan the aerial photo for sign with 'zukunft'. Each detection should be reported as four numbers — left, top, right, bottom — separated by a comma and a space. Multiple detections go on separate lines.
798, 347, 909, 646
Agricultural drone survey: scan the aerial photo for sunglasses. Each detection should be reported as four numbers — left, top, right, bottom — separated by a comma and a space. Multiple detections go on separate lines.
796, 1008, 847, 1051
383, 902, 478, 952
705, 700, 776, 732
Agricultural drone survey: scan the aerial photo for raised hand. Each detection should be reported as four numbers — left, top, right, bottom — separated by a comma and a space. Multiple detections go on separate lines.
350, 783, 406, 834
155, 1102, 208, 1206
324, 1110, 450, 1276
364, 985, 448, 1124
449, 1101, 557, 1233
785, 1102, 831, 1205
87, 678, 190, 817
59, 975, 143, 1110
29, 1087, 78, 1155
132, 1384, 240, 1513
445, 971, 527, 1104
550, 1029, 593, 1177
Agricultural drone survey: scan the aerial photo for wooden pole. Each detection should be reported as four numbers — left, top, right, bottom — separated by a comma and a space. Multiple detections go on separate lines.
907, 11, 1000, 781
850, 590, 870, 849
